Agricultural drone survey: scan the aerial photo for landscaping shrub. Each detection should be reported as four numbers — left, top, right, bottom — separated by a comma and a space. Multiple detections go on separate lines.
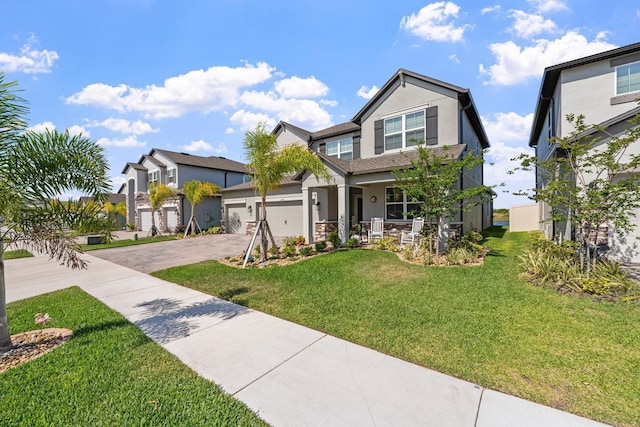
294, 235, 306, 246
445, 247, 476, 265
268, 244, 279, 258
370, 237, 398, 252
299, 246, 313, 257
328, 231, 341, 248
282, 236, 297, 247
281, 245, 297, 258
314, 241, 327, 252
345, 238, 360, 249
205, 226, 222, 235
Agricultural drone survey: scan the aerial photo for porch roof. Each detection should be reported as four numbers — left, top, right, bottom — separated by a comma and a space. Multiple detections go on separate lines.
219, 175, 300, 193
318, 144, 467, 176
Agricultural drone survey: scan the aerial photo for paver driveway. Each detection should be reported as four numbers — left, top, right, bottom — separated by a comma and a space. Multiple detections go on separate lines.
88, 234, 252, 273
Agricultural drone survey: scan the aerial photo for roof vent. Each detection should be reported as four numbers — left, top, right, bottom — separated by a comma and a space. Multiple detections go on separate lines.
180, 152, 190, 155
219, 156, 226, 159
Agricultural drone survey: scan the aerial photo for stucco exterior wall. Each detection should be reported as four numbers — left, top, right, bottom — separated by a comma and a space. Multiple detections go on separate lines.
358, 76, 460, 159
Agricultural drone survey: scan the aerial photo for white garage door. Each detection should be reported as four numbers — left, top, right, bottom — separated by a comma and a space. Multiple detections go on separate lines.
226, 203, 249, 234
165, 207, 178, 232
265, 200, 302, 237
139, 209, 152, 232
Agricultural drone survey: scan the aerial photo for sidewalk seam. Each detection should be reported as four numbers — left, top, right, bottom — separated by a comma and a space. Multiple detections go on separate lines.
474, 387, 485, 427
231, 333, 328, 397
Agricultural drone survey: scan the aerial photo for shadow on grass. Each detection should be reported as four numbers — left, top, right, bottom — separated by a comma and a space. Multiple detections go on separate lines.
483, 226, 507, 239
219, 287, 250, 300
73, 319, 132, 337
133, 297, 250, 344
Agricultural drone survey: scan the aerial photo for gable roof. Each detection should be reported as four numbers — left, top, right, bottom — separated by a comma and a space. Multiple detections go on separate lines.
352, 69, 489, 149
311, 122, 361, 140
121, 161, 147, 174
529, 42, 640, 147
274, 121, 313, 142
149, 148, 247, 173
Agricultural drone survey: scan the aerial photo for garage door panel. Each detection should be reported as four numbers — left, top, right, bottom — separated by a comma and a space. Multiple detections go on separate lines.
265, 200, 302, 237
226, 203, 249, 234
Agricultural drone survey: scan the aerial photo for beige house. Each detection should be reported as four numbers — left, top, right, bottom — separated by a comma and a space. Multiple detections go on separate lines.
529, 42, 640, 263
221, 69, 492, 243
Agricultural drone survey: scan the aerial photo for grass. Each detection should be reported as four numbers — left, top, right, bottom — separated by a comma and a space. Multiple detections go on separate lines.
81, 235, 177, 251
153, 227, 640, 427
0, 287, 267, 426
4, 249, 33, 260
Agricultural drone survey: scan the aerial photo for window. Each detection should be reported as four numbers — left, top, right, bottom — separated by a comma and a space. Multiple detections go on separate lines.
148, 170, 158, 184
167, 168, 176, 184
384, 110, 425, 151
325, 137, 353, 160
385, 187, 420, 220
616, 61, 640, 95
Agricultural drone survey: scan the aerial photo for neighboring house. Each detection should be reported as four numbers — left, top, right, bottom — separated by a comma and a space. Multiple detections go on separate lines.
221, 69, 492, 243
529, 42, 640, 263
120, 148, 248, 233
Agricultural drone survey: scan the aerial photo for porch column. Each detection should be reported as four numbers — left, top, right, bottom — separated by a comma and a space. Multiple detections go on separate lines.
302, 187, 313, 244
337, 184, 349, 243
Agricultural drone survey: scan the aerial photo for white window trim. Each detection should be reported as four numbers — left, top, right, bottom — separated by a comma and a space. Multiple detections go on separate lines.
325, 137, 353, 160
383, 109, 426, 153
384, 187, 420, 221
615, 60, 640, 96
148, 170, 159, 184
167, 168, 176, 184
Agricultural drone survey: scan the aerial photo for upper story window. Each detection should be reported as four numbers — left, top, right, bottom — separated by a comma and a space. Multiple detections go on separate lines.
385, 187, 420, 221
167, 168, 176, 184
326, 137, 353, 160
384, 110, 425, 151
616, 61, 640, 95
148, 170, 158, 184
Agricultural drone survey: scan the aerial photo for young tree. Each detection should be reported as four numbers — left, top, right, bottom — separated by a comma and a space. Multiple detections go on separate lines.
243, 123, 332, 263
392, 143, 492, 257
146, 183, 176, 236
514, 113, 640, 273
182, 180, 221, 237
0, 73, 112, 350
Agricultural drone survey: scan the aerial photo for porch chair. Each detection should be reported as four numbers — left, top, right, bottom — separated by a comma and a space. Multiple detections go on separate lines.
368, 217, 384, 242
400, 217, 425, 246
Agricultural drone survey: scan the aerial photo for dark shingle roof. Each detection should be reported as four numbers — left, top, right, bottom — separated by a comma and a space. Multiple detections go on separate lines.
311, 122, 360, 140
80, 193, 126, 204
275, 121, 313, 141
529, 42, 640, 147
150, 148, 247, 173
219, 176, 300, 193
121, 162, 147, 174
319, 144, 467, 176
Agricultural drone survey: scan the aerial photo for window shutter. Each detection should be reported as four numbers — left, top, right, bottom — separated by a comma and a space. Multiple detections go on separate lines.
352, 135, 361, 159
319, 143, 326, 154
374, 120, 384, 154
425, 106, 438, 145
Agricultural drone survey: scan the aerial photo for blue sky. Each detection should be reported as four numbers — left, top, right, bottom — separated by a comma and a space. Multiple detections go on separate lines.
1, 0, 639, 208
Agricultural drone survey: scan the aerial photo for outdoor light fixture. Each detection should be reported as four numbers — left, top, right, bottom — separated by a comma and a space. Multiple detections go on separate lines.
247, 205, 252, 214
370, 196, 377, 203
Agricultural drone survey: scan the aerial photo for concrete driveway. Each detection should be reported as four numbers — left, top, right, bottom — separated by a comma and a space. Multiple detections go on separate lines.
88, 234, 252, 273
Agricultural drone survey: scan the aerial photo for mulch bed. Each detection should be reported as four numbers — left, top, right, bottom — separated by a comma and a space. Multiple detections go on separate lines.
0, 328, 73, 373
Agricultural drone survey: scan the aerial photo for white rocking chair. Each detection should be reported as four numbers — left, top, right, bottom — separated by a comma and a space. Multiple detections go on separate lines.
400, 217, 425, 246
368, 217, 384, 242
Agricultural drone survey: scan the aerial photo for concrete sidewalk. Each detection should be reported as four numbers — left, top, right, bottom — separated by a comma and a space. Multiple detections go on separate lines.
5, 254, 608, 427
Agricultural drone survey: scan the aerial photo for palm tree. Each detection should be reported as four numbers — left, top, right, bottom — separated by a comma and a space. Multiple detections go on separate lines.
182, 180, 221, 237
102, 201, 126, 229
147, 183, 175, 236
0, 73, 112, 350
243, 123, 332, 263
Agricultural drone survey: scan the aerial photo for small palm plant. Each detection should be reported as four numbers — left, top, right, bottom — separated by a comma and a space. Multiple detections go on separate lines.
147, 183, 175, 236
182, 180, 221, 237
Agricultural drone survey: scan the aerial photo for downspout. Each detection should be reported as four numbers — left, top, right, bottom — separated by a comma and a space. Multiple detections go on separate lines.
459, 99, 473, 232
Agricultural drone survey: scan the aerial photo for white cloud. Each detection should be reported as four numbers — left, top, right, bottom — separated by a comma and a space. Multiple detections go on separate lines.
481, 5, 501, 14
28, 121, 56, 133
182, 139, 228, 154
0, 36, 59, 74
400, 2, 469, 43
240, 90, 333, 130
482, 111, 537, 206
229, 110, 277, 132
319, 99, 338, 107
66, 62, 275, 119
448, 54, 461, 63
357, 85, 380, 100
274, 76, 328, 98
96, 136, 146, 147
480, 31, 617, 85
509, 10, 557, 38
92, 118, 158, 135
67, 125, 90, 137
528, 0, 568, 13
110, 176, 127, 192
225, 127, 235, 134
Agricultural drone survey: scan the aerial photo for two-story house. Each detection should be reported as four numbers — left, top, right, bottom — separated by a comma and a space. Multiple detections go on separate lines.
120, 148, 248, 233
529, 42, 640, 263
220, 69, 492, 243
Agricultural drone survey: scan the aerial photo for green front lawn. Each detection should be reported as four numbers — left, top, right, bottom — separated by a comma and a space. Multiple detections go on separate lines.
0, 287, 267, 426
153, 227, 640, 427
3, 249, 33, 260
